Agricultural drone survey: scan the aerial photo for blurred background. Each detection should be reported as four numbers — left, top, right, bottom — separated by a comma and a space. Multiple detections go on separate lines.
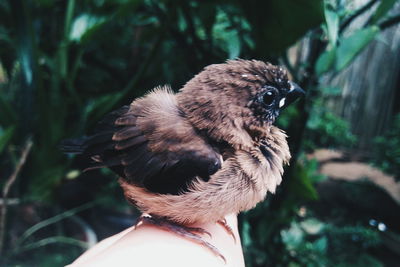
0, 0, 399, 266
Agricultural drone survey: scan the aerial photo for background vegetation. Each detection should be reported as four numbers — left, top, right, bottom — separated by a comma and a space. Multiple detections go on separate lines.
0, 0, 399, 266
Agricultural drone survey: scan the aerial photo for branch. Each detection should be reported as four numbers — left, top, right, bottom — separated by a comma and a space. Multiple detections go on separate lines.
339, 0, 378, 34
379, 14, 400, 30
0, 139, 33, 255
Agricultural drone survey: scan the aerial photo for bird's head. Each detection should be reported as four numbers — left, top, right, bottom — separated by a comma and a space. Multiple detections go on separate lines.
177, 59, 304, 148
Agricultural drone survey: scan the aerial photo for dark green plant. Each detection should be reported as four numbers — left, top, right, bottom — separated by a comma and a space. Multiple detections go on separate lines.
280, 218, 382, 267
303, 98, 357, 151
240, 156, 325, 266
245, 0, 399, 264
371, 114, 400, 181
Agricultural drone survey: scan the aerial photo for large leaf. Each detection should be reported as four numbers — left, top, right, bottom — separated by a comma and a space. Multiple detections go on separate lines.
335, 26, 379, 71
370, 0, 398, 24
70, 14, 107, 43
316, 26, 379, 74
324, 4, 339, 46
315, 47, 336, 75
239, 0, 324, 58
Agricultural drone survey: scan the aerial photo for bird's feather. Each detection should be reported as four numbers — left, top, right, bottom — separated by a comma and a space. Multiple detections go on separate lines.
63, 87, 222, 195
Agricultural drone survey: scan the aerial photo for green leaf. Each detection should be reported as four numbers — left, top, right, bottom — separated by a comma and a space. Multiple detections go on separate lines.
324, 4, 339, 45
70, 14, 106, 42
313, 237, 328, 253
288, 163, 319, 201
300, 218, 324, 235
14, 236, 88, 254
335, 26, 378, 71
315, 47, 336, 75
240, 0, 324, 56
281, 222, 305, 249
0, 95, 17, 126
370, 0, 397, 24
212, 9, 241, 58
16, 202, 95, 247
0, 125, 15, 154
227, 33, 241, 59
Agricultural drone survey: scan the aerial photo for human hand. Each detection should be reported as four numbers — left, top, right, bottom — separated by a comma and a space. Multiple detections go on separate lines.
67, 214, 244, 267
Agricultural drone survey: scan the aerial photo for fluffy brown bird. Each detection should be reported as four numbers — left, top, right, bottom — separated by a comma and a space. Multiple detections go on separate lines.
62, 59, 304, 258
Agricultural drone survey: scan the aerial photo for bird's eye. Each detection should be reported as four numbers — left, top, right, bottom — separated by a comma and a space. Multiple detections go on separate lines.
262, 91, 276, 106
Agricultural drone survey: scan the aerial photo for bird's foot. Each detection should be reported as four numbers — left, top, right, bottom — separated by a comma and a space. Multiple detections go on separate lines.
135, 214, 226, 263
217, 218, 237, 243
135, 214, 212, 237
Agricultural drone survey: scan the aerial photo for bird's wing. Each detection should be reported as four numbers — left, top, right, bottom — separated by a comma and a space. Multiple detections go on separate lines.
63, 88, 222, 195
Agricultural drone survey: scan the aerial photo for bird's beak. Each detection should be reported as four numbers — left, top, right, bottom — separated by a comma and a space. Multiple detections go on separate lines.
279, 81, 305, 109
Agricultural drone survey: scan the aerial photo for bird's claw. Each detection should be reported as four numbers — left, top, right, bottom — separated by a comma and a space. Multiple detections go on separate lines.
217, 218, 237, 243
135, 214, 226, 263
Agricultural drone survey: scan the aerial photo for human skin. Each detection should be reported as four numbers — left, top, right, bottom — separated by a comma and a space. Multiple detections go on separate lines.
66, 214, 245, 267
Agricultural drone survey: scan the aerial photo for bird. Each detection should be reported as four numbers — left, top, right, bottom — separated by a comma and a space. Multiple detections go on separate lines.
61, 59, 304, 260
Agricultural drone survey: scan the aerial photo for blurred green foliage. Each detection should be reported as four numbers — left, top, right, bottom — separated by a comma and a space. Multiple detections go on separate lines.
304, 97, 357, 151
281, 219, 383, 267
372, 114, 400, 181
240, 156, 326, 265
315, 0, 398, 75
10, 246, 82, 267
0, 0, 399, 266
